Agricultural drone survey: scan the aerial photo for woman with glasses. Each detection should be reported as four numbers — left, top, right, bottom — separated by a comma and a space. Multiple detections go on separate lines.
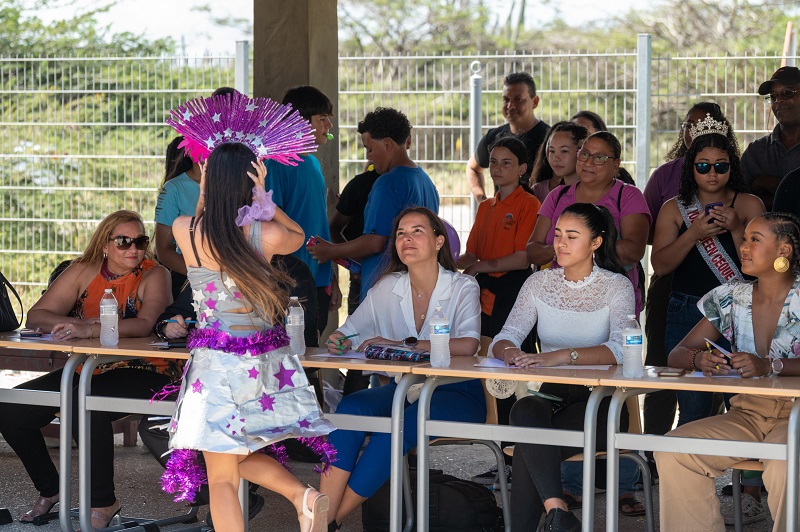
651, 116, 764, 427
527, 131, 651, 315
0, 210, 172, 528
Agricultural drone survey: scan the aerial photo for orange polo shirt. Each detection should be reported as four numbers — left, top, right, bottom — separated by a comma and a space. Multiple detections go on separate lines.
466, 186, 541, 315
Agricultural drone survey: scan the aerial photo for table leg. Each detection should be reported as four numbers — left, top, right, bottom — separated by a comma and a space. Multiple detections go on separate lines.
415, 376, 467, 532
581, 386, 614, 531
787, 399, 800, 532
606, 388, 647, 532
389, 374, 424, 532
59, 354, 88, 532
78, 355, 104, 532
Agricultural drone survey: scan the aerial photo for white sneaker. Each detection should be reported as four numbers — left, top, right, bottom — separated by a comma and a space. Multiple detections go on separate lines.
723, 493, 768, 525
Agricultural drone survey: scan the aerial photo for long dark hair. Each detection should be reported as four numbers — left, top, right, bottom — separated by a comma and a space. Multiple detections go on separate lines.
489, 136, 535, 194
677, 133, 746, 206
200, 142, 294, 322
666, 102, 739, 162
571, 110, 607, 133
162, 136, 193, 186
530, 121, 588, 185
559, 203, 625, 275
379, 207, 457, 280
762, 212, 800, 275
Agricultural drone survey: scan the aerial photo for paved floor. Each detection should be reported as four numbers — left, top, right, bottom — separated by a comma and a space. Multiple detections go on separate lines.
0, 434, 775, 531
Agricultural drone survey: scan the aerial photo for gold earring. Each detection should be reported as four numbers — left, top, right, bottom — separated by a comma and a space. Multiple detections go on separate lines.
774, 256, 790, 273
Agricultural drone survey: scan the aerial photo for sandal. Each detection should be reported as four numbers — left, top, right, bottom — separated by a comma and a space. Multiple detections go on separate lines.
619, 496, 645, 517
298, 487, 328, 532
76, 500, 121, 532
19, 494, 59, 523
562, 491, 582, 510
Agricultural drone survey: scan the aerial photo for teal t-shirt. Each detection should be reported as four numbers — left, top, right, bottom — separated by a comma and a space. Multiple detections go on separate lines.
265, 154, 332, 288
154, 172, 200, 254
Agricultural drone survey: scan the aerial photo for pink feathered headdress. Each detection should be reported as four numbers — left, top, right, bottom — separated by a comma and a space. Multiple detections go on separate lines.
166, 92, 318, 165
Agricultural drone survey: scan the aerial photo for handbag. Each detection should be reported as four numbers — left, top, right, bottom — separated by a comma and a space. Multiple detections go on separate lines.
364, 343, 430, 362
0, 270, 23, 332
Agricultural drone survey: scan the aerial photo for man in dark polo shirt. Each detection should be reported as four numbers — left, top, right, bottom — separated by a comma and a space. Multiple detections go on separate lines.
741, 66, 800, 211
465, 72, 549, 203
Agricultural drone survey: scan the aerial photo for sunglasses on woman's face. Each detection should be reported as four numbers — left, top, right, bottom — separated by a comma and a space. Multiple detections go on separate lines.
694, 162, 730, 175
109, 235, 150, 250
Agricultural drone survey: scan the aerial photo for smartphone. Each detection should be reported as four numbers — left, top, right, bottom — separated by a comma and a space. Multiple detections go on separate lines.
657, 367, 686, 377
19, 329, 43, 338
704, 201, 723, 223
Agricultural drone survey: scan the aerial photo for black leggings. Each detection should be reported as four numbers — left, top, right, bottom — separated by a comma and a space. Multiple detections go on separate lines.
0, 367, 170, 507
509, 383, 628, 531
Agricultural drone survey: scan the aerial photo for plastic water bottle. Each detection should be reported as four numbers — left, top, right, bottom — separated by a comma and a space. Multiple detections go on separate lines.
429, 306, 451, 368
622, 314, 644, 378
286, 296, 305, 356
99, 288, 118, 347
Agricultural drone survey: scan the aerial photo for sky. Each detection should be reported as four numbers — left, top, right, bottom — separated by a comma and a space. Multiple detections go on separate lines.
36, 0, 645, 56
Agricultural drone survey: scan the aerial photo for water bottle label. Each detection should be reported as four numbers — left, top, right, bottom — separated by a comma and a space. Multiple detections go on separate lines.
432, 324, 449, 335
100, 306, 117, 316
624, 334, 643, 346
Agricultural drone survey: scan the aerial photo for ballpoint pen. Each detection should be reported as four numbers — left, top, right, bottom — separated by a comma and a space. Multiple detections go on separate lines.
163, 319, 198, 324
327, 333, 358, 345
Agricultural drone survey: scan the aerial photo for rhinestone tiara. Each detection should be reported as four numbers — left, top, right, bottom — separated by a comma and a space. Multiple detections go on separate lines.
689, 113, 729, 142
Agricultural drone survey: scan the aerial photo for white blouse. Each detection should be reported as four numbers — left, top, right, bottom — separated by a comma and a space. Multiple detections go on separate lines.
488, 265, 634, 364
338, 264, 481, 346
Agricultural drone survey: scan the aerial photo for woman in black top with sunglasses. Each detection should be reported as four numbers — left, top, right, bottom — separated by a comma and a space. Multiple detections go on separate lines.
0, 210, 172, 528
651, 116, 764, 425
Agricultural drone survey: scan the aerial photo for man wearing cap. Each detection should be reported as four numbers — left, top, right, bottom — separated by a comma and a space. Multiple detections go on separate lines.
465, 72, 549, 202
741, 66, 800, 211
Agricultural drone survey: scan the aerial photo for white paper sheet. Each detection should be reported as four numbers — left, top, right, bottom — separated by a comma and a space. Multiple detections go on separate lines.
307, 350, 367, 360
685, 370, 741, 379
474, 357, 611, 370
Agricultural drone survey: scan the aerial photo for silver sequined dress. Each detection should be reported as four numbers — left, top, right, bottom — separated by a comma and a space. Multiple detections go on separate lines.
167, 223, 334, 454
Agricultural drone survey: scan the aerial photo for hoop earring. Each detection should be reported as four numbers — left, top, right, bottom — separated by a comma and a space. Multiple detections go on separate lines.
774, 256, 790, 273
103, 252, 107, 259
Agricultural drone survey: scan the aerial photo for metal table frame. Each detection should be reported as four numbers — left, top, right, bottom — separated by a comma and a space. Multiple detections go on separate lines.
414, 376, 614, 532
604, 387, 800, 532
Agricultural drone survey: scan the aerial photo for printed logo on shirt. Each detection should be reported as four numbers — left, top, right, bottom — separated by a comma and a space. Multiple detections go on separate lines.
503, 213, 516, 230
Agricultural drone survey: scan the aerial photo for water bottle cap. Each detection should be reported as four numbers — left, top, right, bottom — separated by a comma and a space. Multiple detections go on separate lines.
435, 306, 442, 311
290, 296, 299, 300
626, 314, 635, 319
104, 288, 112, 293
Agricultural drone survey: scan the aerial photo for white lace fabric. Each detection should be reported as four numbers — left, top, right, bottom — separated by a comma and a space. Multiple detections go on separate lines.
488, 266, 634, 365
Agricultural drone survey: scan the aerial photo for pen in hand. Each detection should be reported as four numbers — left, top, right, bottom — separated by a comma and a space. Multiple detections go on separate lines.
163, 319, 198, 324
326, 333, 358, 345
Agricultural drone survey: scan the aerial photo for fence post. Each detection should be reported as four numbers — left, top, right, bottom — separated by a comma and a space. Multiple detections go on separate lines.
469, 61, 482, 221
635, 34, 652, 193
236, 41, 250, 95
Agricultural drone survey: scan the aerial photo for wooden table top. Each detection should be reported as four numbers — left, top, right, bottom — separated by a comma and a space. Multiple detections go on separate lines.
69, 336, 190, 359
600, 366, 800, 398
410, 356, 611, 386
0, 331, 75, 352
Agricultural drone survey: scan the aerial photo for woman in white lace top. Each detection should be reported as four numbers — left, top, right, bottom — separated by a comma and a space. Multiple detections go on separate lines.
489, 203, 636, 531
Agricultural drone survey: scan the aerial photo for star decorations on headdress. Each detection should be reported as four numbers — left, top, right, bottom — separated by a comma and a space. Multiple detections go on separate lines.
166, 92, 318, 165
689, 113, 730, 142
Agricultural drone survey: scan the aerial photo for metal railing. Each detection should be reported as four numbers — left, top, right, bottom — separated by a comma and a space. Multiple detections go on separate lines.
1, 39, 795, 315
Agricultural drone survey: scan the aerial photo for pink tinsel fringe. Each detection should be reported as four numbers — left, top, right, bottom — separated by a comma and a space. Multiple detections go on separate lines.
161, 437, 337, 503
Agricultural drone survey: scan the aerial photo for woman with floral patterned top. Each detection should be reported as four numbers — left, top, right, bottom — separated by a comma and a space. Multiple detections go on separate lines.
656, 212, 800, 532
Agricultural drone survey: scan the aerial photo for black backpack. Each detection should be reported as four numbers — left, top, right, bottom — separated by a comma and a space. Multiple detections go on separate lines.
362, 472, 502, 532
0, 270, 23, 332
554, 181, 648, 304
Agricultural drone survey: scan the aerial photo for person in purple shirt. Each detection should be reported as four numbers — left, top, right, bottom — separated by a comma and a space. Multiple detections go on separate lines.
641, 102, 738, 464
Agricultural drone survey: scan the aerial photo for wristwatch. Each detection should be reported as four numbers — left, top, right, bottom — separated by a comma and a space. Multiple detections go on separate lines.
568, 349, 579, 365
402, 336, 418, 347
770, 358, 784, 377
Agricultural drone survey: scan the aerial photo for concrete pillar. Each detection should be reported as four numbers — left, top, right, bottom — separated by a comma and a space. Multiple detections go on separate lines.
253, 0, 339, 188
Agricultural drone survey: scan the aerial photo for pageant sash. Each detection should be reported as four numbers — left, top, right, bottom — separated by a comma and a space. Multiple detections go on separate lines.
678, 197, 744, 285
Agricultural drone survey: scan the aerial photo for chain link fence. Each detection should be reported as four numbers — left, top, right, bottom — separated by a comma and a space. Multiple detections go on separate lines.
0, 44, 793, 315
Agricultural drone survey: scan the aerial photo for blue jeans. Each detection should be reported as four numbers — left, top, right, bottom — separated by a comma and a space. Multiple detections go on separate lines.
328, 379, 485, 497
561, 458, 640, 496
665, 291, 732, 426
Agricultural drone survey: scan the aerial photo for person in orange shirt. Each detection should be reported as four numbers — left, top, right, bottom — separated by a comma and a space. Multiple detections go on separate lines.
459, 136, 541, 339
458, 136, 541, 485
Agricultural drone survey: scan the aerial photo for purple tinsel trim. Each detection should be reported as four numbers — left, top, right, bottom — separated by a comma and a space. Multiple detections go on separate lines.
150, 382, 182, 403
166, 93, 318, 164
161, 437, 337, 503
235, 187, 276, 227
187, 326, 289, 356
161, 449, 208, 503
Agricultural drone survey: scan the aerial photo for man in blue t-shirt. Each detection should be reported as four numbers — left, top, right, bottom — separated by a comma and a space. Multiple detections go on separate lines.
265, 85, 336, 335
308, 107, 439, 301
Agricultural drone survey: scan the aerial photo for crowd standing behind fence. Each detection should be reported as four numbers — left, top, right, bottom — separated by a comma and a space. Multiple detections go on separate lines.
0, 39, 795, 313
